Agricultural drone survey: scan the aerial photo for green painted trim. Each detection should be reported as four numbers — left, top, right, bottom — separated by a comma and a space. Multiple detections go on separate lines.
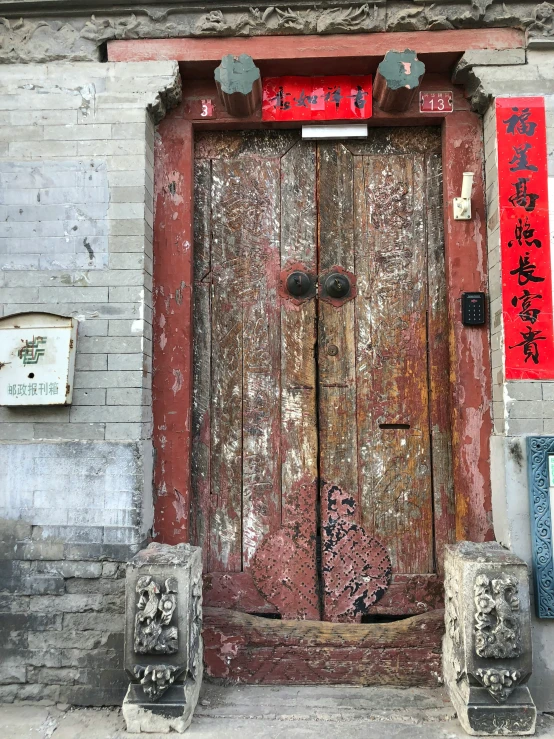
214, 53, 261, 96
377, 49, 425, 91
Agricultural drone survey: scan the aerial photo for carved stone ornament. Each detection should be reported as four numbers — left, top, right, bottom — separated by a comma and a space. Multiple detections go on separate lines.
444, 571, 463, 679
0, 2, 552, 64
527, 1, 554, 39
123, 543, 203, 734
475, 668, 522, 703
474, 573, 521, 659
133, 664, 180, 701
188, 571, 203, 681
442, 542, 535, 736
527, 436, 554, 618
134, 575, 178, 655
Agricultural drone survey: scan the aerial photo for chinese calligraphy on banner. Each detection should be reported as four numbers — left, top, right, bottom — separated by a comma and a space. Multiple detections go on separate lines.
262, 76, 372, 122
497, 97, 554, 380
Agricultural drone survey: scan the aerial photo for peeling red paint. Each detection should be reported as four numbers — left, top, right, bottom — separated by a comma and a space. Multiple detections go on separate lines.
152, 120, 194, 544
322, 484, 392, 622
172, 369, 183, 395
442, 113, 493, 543
202, 607, 445, 685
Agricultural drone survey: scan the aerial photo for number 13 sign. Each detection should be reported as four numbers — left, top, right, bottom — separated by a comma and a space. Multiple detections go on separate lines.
419, 92, 453, 113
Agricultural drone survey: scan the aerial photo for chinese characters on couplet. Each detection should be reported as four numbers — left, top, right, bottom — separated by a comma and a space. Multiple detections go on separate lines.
262, 76, 373, 122
496, 98, 553, 379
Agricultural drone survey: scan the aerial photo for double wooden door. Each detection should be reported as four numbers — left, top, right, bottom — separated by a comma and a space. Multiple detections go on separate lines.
192, 128, 453, 623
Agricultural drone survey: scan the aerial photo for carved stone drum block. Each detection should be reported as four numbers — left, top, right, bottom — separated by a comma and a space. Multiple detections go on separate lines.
443, 542, 536, 736
122, 543, 203, 733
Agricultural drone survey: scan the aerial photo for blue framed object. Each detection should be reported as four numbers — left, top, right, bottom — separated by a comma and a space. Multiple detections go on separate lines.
527, 436, 554, 618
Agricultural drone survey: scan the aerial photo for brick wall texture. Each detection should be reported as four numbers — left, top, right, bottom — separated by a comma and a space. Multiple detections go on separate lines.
0, 61, 180, 443
0, 61, 179, 705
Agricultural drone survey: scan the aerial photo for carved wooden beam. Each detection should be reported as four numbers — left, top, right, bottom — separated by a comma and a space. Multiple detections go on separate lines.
373, 49, 425, 113
214, 53, 262, 117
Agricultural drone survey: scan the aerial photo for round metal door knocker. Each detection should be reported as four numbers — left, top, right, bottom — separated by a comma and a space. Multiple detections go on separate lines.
319, 266, 357, 306
286, 271, 312, 298
279, 262, 316, 305
324, 272, 351, 299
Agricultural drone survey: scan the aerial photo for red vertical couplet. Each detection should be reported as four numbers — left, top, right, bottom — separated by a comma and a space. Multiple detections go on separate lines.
497, 97, 554, 380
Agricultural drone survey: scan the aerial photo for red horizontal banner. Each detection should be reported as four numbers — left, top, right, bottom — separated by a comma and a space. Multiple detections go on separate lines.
262, 75, 372, 122
497, 97, 554, 380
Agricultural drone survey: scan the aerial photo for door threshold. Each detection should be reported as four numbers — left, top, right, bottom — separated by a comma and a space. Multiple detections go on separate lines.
203, 607, 444, 686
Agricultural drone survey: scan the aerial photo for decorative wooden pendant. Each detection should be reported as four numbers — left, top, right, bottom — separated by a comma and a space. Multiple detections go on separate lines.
214, 53, 262, 117
373, 49, 425, 113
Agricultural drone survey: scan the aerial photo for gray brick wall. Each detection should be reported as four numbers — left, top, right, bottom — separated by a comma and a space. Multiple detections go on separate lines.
0, 517, 127, 705
0, 61, 179, 706
0, 61, 178, 444
0, 159, 110, 271
0, 442, 145, 545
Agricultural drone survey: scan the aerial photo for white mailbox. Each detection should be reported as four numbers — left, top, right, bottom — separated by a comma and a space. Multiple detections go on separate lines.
0, 312, 77, 406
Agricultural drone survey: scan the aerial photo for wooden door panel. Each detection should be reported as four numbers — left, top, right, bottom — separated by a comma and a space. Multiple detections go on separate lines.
354, 152, 433, 573
209, 156, 246, 571
251, 140, 320, 620
425, 151, 455, 572
193, 128, 453, 622
193, 132, 320, 618
280, 141, 318, 526
210, 155, 284, 571
239, 156, 282, 568
317, 144, 359, 500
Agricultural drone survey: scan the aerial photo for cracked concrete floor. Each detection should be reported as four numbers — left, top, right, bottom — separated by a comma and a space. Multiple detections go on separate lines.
1, 684, 554, 738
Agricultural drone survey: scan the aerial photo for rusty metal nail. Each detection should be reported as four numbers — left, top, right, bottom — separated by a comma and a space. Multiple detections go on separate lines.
327, 344, 339, 356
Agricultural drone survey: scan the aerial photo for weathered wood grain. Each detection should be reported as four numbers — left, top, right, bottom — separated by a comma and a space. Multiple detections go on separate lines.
203, 572, 279, 613
280, 141, 318, 526
191, 158, 212, 568
442, 113, 493, 543
203, 607, 444, 685
210, 156, 245, 571
317, 143, 358, 501
240, 157, 282, 568
153, 119, 195, 544
249, 141, 320, 620
425, 151, 455, 574
354, 149, 433, 573
365, 574, 444, 615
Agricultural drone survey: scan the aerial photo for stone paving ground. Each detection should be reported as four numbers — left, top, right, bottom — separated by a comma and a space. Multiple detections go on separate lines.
1, 684, 554, 738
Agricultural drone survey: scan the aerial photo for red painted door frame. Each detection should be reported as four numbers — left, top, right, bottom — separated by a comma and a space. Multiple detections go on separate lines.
109, 30, 501, 552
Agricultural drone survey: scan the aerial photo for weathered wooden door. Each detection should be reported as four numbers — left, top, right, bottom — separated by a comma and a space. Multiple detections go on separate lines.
192, 128, 453, 623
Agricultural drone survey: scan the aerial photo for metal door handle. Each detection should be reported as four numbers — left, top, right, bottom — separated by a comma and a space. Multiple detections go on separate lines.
324, 272, 351, 299
286, 271, 313, 298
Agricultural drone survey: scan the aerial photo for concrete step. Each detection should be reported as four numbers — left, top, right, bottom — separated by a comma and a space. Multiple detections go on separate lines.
2, 684, 554, 738
196, 683, 456, 723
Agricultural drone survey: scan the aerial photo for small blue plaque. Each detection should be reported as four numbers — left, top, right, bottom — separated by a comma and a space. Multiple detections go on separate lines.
527, 437, 554, 618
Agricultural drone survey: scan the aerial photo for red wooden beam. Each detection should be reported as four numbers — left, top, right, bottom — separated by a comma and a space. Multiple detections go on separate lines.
203, 607, 445, 685
108, 28, 524, 64
152, 119, 194, 544
442, 112, 493, 543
